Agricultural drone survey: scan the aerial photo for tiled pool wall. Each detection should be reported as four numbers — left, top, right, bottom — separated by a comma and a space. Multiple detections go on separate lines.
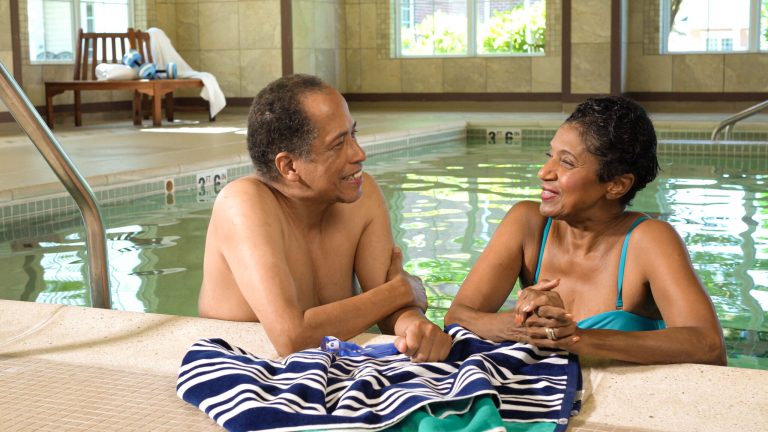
0, 128, 467, 241
2, 126, 768, 241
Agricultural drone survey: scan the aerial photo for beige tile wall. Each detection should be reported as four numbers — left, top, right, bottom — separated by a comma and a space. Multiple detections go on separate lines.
624, 0, 768, 93
724, 54, 768, 92
10, 0, 158, 108
10, 0, 284, 107
344, 0, 563, 94
6, 0, 768, 115
160, 0, 284, 99
570, 0, 611, 94
292, 0, 347, 91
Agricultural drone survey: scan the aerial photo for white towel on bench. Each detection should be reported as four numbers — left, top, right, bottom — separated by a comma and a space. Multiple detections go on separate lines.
147, 27, 227, 118
95, 63, 139, 81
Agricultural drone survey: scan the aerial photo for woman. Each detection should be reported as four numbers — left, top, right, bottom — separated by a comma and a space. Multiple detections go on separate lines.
444, 96, 726, 365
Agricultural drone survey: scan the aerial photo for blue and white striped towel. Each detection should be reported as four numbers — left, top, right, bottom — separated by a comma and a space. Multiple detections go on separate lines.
177, 325, 581, 431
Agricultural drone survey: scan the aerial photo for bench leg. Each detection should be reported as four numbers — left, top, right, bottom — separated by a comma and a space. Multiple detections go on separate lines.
152, 94, 162, 127
74, 91, 82, 127
132, 91, 142, 126
142, 94, 150, 119
165, 94, 174, 122
46, 93, 55, 130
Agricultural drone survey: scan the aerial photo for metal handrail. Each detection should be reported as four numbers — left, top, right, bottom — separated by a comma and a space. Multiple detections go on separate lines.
711, 99, 768, 141
0, 61, 111, 309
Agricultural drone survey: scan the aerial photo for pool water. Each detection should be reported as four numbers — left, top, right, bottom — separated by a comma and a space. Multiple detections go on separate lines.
0, 139, 766, 368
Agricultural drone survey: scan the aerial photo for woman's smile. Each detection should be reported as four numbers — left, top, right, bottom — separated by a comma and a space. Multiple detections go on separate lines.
541, 186, 559, 201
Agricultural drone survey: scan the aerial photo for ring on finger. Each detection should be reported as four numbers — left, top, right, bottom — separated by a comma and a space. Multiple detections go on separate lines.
545, 327, 557, 341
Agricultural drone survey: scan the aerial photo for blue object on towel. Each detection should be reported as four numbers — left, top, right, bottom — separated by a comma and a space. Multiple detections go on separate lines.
320, 336, 399, 358
177, 325, 582, 432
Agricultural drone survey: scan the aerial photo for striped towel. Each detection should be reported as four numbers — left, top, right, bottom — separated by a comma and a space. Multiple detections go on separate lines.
177, 325, 582, 432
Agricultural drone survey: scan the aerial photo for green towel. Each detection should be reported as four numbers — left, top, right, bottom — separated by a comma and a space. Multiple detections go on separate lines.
387, 395, 556, 432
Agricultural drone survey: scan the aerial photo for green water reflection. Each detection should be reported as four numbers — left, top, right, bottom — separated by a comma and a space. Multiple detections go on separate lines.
366, 141, 768, 367
0, 139, 766, 368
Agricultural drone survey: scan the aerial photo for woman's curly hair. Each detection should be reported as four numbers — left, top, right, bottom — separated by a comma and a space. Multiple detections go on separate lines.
565, 96, 660, 206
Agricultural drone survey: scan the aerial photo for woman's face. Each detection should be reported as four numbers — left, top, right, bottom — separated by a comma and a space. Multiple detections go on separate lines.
537, 123, 609, 219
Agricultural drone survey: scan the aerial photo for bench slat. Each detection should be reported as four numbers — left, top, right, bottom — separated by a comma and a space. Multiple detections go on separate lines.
44, 28, 209, 129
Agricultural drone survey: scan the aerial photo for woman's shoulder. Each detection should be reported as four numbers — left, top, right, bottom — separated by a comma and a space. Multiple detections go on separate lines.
631, 212, 677, 233
503, 200, 549, 232
508, 200, 543, 216
629, 213, 686, 249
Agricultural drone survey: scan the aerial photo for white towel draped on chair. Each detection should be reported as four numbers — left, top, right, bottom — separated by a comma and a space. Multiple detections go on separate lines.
147, 27, 227, 118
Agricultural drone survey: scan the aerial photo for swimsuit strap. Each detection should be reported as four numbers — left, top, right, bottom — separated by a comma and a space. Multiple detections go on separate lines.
616, 216, 650, 309
533, 217, 553, 284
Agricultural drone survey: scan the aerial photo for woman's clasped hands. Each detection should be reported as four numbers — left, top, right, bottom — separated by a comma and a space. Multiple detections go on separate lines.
512, 279, 580, 348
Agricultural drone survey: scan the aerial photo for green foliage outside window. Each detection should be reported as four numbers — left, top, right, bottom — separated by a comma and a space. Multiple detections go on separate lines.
478, 2, 546, 54
401, 11, 468, 55
399, 3, 546, 56
762, 0, 768, 49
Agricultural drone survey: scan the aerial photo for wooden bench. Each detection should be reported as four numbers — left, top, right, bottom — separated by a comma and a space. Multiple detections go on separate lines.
44, 28, 209, 129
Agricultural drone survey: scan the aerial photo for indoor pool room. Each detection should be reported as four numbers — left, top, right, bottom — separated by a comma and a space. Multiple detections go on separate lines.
2, 0, 768, 431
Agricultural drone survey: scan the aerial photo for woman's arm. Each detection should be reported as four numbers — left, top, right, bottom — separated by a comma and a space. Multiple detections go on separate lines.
445, 202, 543, 341
524, 220, 726, 365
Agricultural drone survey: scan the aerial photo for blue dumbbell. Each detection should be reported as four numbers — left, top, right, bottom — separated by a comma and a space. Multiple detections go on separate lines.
122, 49, 142, 69
138, 62, 178, 80
138, 63, 157, 79
163, 63, 178, 79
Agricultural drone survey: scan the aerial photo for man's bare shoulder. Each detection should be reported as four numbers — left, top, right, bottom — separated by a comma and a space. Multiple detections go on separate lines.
216, 174, 275, 204
339, 172, 389, 217
359, 172, 385, 201
210, 175, 283, 223
218, 174, 271, 198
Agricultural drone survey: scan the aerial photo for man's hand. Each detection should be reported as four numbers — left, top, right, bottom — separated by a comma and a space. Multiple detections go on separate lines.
386, 247, 428, 312
394, 316, 452, 362
385, 247, 450, 362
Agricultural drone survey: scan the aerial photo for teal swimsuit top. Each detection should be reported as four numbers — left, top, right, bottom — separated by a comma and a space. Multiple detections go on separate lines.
533, 216, 666, 332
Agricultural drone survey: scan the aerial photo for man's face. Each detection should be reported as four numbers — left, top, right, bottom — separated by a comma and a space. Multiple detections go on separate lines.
297, 87, 366, 204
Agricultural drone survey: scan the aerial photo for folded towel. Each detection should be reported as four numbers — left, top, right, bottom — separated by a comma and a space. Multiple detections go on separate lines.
95, 63, 138, 81
147, 27, 226, 118
177, 325, 582, 432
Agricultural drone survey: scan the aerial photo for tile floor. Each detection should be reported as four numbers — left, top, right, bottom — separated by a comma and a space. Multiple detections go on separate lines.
0, 356, 220, 432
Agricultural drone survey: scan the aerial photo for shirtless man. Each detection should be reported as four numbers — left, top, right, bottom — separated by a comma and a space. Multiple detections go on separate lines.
199, 74, 451, 361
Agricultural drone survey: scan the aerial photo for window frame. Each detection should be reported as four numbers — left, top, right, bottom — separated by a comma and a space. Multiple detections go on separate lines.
27, 0, 135, 64
393, 0, 546, 59
660, 0, 765, 54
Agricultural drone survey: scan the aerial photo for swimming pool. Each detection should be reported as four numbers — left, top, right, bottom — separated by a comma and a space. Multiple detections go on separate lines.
0, 137, 766, 368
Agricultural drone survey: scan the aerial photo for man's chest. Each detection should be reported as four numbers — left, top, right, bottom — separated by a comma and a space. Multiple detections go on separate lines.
285, 232, 359, 306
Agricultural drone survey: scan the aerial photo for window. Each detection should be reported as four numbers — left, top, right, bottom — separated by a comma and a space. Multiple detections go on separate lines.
394, 0, 546, 57
661, 0, 768, 53
27, 0, 133, 62
763, 0, 768, 50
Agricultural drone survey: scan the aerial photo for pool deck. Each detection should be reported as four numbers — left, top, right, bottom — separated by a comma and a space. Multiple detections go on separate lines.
2, 105, 767, 202
2, 299, 767, 432
1, 106, 768, 431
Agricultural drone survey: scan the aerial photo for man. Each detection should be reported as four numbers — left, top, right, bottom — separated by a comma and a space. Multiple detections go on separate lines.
199, 74, 451, 362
